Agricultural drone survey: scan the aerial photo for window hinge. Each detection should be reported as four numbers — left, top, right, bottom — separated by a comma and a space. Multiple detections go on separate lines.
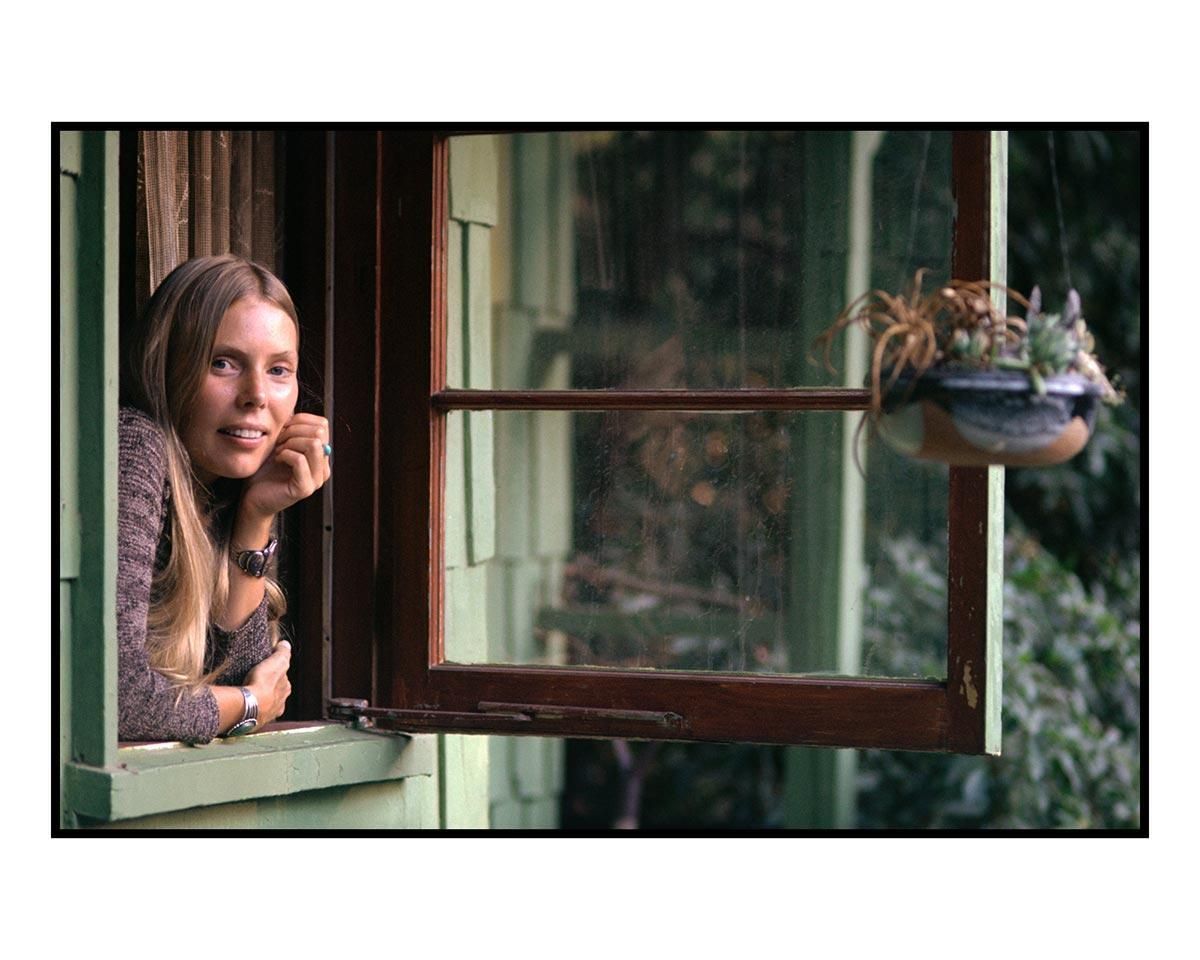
328, 698, 685, 732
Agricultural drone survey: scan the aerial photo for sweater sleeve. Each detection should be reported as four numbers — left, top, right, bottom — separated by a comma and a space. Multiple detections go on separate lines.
209, 595, 274, 686
116, 408, 220, 744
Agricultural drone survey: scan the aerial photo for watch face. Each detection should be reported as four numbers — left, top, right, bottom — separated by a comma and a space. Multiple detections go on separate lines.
237, 539, 276, 578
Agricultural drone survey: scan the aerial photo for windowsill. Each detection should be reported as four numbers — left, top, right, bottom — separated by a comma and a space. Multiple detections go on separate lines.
63, 722, 435, 823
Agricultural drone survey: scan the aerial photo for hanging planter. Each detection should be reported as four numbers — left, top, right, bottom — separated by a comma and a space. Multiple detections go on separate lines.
815, 270, 1121, 467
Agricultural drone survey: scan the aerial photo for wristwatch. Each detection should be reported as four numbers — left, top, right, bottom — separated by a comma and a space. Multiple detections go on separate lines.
232, 537, 278, 578
224, 686, 259, 737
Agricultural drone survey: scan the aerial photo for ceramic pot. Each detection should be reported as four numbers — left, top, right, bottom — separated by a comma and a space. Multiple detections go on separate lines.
875, 369, 1103, 467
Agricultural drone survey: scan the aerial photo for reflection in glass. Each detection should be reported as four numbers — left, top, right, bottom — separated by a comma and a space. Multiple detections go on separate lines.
442, 129, 955, 681
448, 130, 954, 391
443, 410, 947, 679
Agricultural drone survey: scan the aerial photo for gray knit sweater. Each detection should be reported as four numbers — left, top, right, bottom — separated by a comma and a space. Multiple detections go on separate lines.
117, 407, 273, 743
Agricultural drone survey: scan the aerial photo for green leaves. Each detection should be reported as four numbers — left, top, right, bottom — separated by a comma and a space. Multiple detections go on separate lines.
1026, 307, 1080, 373
856, 531, 1140, 829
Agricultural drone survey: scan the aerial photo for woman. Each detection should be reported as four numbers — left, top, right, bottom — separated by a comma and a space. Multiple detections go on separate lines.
118, 254, 330, 743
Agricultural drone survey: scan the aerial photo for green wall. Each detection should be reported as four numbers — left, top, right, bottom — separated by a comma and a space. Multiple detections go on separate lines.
447, 134, 569, 828
106, 779, 440, 829
57, 130, 483, 830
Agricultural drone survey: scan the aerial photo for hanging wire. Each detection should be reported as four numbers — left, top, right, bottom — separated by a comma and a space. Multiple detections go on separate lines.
901, 131, 932, 283
584, 139, 611, 291
734, 130, 749, 671
1048, 131, 1074, 291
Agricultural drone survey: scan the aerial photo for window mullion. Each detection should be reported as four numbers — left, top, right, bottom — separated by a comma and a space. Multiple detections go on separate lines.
432, 387, 871, 412
944, 130, 1005, 755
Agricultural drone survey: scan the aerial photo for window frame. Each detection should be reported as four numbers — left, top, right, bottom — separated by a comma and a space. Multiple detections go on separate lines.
55, 129, 434, 829
335, 129, 1004, 755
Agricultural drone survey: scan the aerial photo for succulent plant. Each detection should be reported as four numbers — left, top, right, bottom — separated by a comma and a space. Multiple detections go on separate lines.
993, 286, 1117, 400
815, 270, 1120, 411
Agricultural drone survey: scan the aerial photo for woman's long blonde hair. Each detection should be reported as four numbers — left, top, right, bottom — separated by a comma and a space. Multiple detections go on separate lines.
125, 255, 298, 689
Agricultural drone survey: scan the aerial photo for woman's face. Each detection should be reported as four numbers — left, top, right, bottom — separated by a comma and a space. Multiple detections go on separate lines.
182, 296, 299, 484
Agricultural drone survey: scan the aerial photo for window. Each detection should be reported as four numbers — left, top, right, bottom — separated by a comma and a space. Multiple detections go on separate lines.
117, 129, 328, 726
323, 130, 1005, 755
56, 129, 433, 828
59, 129, 1006, 831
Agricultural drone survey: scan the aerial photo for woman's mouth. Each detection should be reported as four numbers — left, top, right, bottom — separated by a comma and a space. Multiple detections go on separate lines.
218, 427, 267, 445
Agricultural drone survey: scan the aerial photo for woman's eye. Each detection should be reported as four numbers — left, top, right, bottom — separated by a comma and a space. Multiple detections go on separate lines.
211, 358, 232, 371
269, 365, 293, 377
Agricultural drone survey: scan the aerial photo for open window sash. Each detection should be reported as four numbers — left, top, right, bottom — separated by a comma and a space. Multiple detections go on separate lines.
321, 130, 1004, 755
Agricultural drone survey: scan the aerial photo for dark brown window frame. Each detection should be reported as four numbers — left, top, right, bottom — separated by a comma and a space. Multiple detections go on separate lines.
315, 130, 1003, 755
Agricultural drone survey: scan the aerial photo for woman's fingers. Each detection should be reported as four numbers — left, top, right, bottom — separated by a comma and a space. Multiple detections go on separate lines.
241, 417, 331, 518
276, 425, 326, 445
267, 648, 291, 722
295, 434, 327, 487
244, 641, 294, 725
274, 435, 331, 491
286, 413, 329, 432
274, 448, 317, 500
279, 437, 330, 482
275, 416, 330, 486
275, 414, 329, 448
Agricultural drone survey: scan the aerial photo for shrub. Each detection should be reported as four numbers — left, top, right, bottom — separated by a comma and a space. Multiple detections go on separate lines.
855, 529, 1141, 829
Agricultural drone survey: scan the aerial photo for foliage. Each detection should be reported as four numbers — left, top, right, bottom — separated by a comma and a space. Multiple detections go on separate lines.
855, 530, 1141, 829
1005, 130, 1141, 587
563, 521, 1142, 831
557, 130, 1142, 830
561, 737, 785, 830
852, 130, 1141, 828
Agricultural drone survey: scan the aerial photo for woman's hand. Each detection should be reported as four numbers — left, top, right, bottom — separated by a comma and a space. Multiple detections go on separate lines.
243, 640, 293, 726
220, 414, 329, 630
240, 413, 331, 523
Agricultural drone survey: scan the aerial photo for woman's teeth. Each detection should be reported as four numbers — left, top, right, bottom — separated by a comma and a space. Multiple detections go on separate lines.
221, 428, 265, 439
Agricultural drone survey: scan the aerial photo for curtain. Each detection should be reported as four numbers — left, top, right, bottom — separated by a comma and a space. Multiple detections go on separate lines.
136, 131, 284, 314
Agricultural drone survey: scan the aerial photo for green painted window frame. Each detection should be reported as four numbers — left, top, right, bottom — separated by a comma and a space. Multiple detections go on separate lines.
64, 724, 433, 824
55, 129, 434, 828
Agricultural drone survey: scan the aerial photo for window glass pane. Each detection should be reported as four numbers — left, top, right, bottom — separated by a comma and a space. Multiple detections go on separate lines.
446, 130, 954, 391
443, 409, 949, 680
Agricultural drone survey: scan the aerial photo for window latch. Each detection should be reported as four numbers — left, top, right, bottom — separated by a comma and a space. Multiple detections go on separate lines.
327, 698, 528, 731
328, 698, 685, 732
477, 702, 684, 729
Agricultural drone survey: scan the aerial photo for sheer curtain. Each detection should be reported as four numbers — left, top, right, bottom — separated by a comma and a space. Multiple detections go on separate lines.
136, 131, 283, 313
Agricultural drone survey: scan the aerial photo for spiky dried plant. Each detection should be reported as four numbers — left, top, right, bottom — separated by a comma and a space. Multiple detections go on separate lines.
814, 269, 1118, 414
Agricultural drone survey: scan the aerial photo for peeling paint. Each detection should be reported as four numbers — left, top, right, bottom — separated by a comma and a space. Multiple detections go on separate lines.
960, 662, 979, 709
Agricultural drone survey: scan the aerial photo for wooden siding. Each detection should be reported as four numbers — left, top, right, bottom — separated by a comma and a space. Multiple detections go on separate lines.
446, 134, 570, 828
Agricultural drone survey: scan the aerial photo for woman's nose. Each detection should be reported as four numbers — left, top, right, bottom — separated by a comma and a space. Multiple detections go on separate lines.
239, 371, 266, 407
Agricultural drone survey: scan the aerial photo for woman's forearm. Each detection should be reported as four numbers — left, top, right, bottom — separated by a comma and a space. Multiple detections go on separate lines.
216, 505, 275, 631
212, 684, 251, 735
